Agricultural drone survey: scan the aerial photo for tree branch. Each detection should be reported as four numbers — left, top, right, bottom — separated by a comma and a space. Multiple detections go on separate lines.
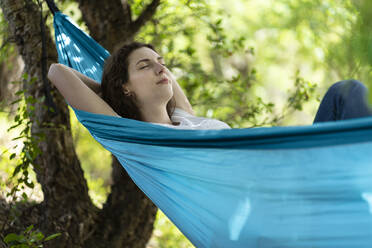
77, 0, 133, 52
129, 0, 161, 37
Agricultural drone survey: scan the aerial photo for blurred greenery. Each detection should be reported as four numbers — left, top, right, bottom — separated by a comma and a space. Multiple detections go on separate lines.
2, 0, 372, 247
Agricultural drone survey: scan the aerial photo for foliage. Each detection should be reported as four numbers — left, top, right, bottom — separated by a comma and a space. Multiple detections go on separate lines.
4, 225, 60, 248
0, 75, 60, 247
350, 0, 372, 65
69, 109, 112, 208
1, 0, 372, 247
4, 75, 42, 195
132, 0, 320, 128
148, 211, 194, 248
260, 0, 372, 100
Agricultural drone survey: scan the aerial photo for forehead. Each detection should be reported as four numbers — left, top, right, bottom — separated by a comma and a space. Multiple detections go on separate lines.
129, 47, 161, 64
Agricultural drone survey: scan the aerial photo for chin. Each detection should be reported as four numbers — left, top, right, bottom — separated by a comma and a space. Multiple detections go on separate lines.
151, 91, 173, 105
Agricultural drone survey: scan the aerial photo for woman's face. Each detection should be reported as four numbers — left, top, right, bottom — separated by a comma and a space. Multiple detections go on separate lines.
125, 47, 173, 107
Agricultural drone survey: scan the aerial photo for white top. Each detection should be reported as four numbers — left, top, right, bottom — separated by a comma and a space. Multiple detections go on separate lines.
152, 108, 231, 130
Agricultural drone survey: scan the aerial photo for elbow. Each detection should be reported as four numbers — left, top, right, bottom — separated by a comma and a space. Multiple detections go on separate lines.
47, 63, 61, 83
47, 63, 57, 80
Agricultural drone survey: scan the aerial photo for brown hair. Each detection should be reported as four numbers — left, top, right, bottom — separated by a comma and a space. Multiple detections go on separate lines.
101, 41, 175, 121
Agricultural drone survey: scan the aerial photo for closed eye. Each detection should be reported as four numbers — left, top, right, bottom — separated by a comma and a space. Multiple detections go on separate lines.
140, 63, 166, 69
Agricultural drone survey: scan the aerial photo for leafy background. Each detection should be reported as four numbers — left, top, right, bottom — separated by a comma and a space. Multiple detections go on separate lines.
1, 0, 372, 247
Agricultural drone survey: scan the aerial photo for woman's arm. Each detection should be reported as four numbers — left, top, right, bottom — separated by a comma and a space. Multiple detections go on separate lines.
48, 63, 119, 117
69, 67, 101, 95
167, 71, 195, 115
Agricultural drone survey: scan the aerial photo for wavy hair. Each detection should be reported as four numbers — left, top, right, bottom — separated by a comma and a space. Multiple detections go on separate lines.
101, 41, 175, 121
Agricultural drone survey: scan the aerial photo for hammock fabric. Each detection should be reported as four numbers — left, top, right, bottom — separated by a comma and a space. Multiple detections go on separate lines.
53, 11, 372, 248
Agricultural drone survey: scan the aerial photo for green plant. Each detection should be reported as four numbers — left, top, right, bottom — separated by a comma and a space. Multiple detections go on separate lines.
0, 74, 61, 247
4, 225, 61, 248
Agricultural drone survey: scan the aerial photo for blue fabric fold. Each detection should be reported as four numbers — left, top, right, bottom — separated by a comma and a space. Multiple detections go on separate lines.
53, 11, 372, 248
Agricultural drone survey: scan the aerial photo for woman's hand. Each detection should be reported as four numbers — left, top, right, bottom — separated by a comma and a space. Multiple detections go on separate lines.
166, 69, 194, 116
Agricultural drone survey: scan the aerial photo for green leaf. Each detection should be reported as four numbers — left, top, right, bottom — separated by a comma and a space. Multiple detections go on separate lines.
33, 231, 44, 241
7, 123, 22, 132
25, 151, 33, 161
4, 233, 20, 243
9, 153, 16, 160
16, 244, 29, 248
12, 135, 26, 141
12, 165, 21, 177
17, 234, 26, 243
15, 90, 25, 96
25, 225, 34, 233
44, 233, 61, 241
10, 98, 22, 105
24, 180, 34, 189
22, 192, 28, 200
22, 73, 29, 81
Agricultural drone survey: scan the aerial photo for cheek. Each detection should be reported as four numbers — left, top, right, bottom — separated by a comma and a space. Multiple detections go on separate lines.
128, 76, 154, 98
130, 71, 143, 81
131, 69, 152, 82
129, 72, 150, 88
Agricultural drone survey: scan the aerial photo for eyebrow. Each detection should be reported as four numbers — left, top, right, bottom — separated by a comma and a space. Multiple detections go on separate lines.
136, 56, 164, 66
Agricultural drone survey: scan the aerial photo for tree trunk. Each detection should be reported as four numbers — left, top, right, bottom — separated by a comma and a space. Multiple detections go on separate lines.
0, 54, 23, 111
0, 0, 161, 247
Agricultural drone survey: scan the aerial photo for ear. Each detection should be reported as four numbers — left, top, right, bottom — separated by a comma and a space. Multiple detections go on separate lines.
122, 84, 130, 93
122, 84, 133, 96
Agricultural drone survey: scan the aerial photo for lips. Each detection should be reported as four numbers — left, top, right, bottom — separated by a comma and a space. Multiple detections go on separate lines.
157, 78, 169, 84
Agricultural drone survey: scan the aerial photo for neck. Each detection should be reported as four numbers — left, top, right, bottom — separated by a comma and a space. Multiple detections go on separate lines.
140, 104, 173, 125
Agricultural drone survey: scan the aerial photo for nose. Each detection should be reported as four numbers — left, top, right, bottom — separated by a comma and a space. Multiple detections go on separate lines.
155, 62, 166, 75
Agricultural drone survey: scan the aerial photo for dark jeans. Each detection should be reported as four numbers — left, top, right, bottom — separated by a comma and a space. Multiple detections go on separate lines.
313, 80, 372, 123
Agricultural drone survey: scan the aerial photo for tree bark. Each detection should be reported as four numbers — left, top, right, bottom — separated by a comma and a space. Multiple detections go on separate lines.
0, 0, 161, 247
76, 0, 161, 247
77, 0, 160, 52
0, 0, 98, 247
0, 54, 23, 111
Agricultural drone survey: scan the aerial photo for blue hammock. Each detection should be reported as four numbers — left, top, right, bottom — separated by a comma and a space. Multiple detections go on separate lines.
53, 11, 372, 248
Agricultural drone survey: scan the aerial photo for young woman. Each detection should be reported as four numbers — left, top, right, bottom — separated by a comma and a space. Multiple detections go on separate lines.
48, 42, 230, 130
48, 41, 372, 128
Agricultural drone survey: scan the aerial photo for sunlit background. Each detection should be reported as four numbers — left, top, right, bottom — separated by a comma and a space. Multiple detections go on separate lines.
1, 0, 372, 247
